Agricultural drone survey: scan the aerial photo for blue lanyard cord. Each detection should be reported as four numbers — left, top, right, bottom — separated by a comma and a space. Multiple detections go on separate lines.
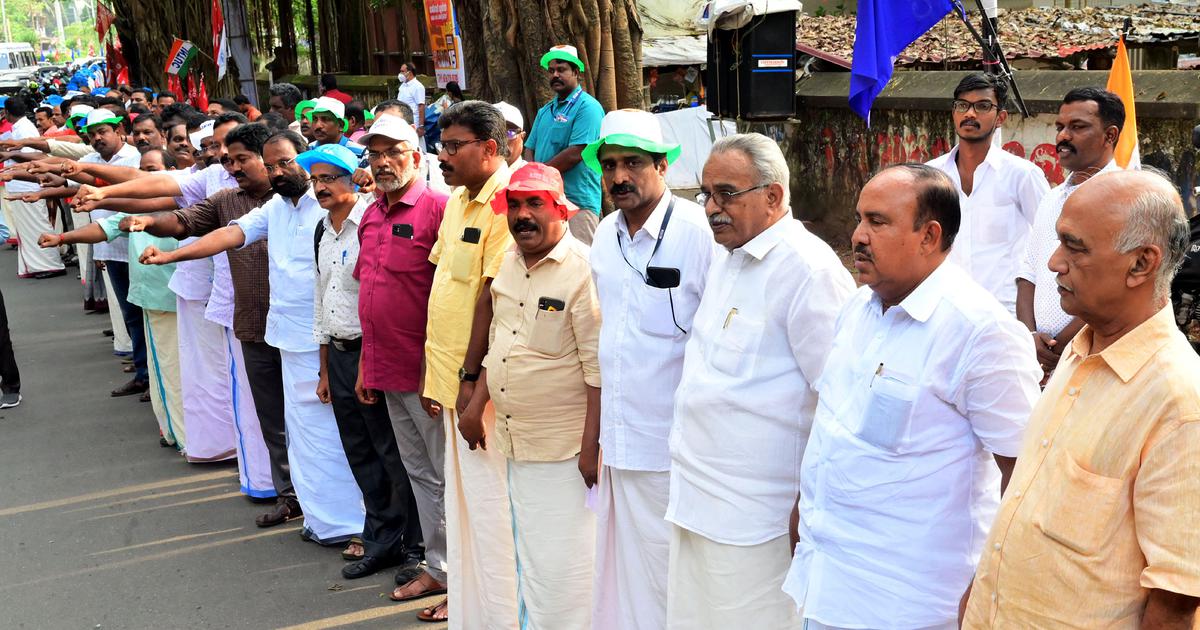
552, 86, 583, 121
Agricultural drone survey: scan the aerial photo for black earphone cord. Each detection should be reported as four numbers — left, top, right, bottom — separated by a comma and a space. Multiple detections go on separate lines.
617, 196, 687, 335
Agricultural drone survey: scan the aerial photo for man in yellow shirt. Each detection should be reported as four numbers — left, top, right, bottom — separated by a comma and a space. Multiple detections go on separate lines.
963, 169, 1200, 628
461, 163, 601, 630
419, 100, 516, 627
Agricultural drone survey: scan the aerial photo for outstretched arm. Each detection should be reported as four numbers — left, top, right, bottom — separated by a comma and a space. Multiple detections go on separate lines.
37, 222, 107, 247
75, 172, 183, 202
140, 225, 246, 266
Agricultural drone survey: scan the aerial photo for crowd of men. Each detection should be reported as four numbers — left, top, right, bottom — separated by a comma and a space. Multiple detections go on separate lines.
0, 43, 1196, 629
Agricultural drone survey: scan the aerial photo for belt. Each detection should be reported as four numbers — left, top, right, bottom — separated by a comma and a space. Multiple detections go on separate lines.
329, 336, 362, 352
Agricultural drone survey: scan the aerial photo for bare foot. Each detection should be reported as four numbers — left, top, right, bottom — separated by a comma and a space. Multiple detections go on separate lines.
343, 541, 364, 559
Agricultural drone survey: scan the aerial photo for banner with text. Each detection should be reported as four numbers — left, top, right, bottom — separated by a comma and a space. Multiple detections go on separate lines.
423, 0, 467, 88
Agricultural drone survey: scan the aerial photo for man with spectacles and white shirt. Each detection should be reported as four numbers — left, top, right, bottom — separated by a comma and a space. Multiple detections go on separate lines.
926, 74, 1048, 315
666, 133, 855, 629
584, 109, 716, 630
783, 165, 1040, 630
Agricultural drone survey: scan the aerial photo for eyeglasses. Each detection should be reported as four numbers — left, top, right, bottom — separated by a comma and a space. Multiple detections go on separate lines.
309, 173, 349, 186
440, 138, 484, 156
366, 147, 415, 162
263, 157, 296, 173
951, 99, 999, 114
695, 184, 768, 208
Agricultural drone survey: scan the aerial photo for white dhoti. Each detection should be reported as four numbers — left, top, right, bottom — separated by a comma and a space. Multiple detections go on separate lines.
225, 327, 275, 498
8, 198, 62, 276
144, 309, 185, 449
175, 296, 236, 462
666, 527, 802, 630
509, 456, 595, 630
279, 348, 364, 543
593, 466, 671, 630
102, 267, 131, 354
444, 406, 519, 630
805, 622, 957, 630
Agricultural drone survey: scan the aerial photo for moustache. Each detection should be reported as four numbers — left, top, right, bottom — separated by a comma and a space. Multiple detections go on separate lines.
853, 243, 873, 260
610, 183, 637, 196
512, 219, 538, 233
316, 190, 332, 199
1057, 141, 1076, 154
439, 163, 454, 174
232, 170, 246, 179
374, 168, 396, 179
708, 213, 732, 227
960, 120, 980, 129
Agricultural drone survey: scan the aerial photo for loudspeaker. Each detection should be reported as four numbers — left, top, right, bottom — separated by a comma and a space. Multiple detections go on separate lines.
706, 11, 797, 120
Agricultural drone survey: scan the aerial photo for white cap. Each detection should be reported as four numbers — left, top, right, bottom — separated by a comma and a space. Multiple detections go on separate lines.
83, 108, 123, 130
357, 113, 419, 148
68, 104, 94, 118
307, 96, 345, 121
189, 119, 215, 151
598, 108, 667, 144
493, 101, 523, 130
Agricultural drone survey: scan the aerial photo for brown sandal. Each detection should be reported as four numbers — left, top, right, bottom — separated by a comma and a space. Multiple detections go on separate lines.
341, 536, 365, 561
416, 597, 448, 623
391, 574, 447, 602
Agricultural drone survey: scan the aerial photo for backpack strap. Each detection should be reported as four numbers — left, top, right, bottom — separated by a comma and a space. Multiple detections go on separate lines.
313, 220, 326, 266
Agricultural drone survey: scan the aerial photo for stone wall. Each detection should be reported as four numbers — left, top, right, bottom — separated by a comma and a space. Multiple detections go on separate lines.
744, 70, 1200, 249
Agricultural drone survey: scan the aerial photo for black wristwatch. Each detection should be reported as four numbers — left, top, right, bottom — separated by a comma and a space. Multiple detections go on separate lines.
458, 367, 480, 382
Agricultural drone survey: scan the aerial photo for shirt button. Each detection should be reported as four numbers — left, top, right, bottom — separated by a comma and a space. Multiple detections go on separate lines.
525, 273, 530, 278
1041, 439, 1049, 447
1014, 490, 1023, 498
519, 302, 524, 307
505, 414, 511, 419
513, 330, 517, 334
500, 388, 505, 392
1068, 387, 1078, 396
993, 543, 1001, 551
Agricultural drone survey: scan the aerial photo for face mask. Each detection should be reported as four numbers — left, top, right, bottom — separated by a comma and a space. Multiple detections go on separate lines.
397, 73, 407, 84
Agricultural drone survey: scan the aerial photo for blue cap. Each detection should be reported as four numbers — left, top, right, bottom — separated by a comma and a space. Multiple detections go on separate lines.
90, 87, 109, 97
295, 143, 359, 177
0, 96, 9, 109
44, 95, 64, 107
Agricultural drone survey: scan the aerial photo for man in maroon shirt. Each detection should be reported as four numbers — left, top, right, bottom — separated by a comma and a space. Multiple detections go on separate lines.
353, 114, 451, 599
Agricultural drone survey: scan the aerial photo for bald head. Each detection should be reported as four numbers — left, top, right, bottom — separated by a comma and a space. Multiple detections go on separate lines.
1050, 169, 1188, 330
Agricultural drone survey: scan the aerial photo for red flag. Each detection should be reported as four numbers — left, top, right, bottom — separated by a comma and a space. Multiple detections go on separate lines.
167, 74, 183, 100
104, 38, 128, 86
95, 3, 116, 41
188, 73, 209, 112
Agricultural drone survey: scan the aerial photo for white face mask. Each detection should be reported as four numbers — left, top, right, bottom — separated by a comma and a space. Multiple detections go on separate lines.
398, 72, 407, 84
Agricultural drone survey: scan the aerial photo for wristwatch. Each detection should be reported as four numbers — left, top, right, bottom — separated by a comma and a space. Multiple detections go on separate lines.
458, 367, 480, 382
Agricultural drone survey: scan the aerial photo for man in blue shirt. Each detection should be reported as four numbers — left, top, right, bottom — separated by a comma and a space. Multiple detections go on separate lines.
524, 44, 604, 244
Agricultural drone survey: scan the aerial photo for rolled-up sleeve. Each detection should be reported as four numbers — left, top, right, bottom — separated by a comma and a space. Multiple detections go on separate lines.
1136, 419, 1200, 597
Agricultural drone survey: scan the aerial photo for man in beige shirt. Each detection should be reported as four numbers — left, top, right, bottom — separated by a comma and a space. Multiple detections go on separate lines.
461, 162, 601, 630
963, 169, 1200, 628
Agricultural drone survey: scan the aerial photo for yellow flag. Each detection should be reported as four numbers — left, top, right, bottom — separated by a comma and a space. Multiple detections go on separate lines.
1105, 36, 1140, 169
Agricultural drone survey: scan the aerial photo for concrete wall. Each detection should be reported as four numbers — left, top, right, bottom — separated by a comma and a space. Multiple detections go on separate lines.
747, 70, 1200, 249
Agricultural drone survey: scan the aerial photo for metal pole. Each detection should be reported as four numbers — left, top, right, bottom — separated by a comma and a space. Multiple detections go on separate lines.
981, 0, 999, 75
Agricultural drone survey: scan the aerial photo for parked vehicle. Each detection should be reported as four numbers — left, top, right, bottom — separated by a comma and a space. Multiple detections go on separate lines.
0, 43, 39, 93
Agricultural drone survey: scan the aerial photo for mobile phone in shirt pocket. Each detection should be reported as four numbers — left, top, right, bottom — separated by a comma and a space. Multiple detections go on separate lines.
1034, 449, 1124, 555
858, 370, 918, 452
639, 287, 678, 338
528, 301, 569, 356
710, 316, 763, 376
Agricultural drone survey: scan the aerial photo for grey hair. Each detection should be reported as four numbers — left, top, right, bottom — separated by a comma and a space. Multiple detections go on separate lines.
268, 82, 303, 109
709, 132, 790, 209
1112, 169, 1189, 301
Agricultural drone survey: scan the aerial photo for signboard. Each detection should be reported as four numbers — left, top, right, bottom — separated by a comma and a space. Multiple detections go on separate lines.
423, 0, 467, 88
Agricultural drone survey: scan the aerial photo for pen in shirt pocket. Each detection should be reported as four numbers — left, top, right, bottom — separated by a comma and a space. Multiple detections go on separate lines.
870, 363, 884, 388
723, 307, 738, 329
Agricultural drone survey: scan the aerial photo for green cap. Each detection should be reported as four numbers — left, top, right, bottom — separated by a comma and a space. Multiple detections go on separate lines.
294, 99, 317, 122
581, 109, 681, 175
540, 45, 585, 73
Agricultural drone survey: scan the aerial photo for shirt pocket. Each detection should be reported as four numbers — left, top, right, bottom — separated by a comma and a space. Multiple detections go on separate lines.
856, 369, 918, 453
448, 241, 480, 283
527, 308, 569, 357
977, 203, 1017, 246
639, 287, 679, 338
709, 316, 764, 376
1035, 449, 1125, 555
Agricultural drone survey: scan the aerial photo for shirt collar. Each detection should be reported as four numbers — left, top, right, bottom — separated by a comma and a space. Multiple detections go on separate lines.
617, 189, 672, 239
738, 215, 790, 261
463, 162, 511, 207
397, 178, 427, 206
882, 260, 958, 323
323, 197, 369, 232
1067, 305, 1178, 383
520, 230, 575, 270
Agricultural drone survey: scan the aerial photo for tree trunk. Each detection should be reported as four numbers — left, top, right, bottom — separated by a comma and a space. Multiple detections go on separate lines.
455, 0, 642, 128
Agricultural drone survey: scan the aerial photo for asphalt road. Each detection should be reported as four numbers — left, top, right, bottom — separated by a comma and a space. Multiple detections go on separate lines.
0, 248, 445, 630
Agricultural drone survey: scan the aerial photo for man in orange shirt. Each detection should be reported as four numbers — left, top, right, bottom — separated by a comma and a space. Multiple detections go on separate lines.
963, 169, 1200, 628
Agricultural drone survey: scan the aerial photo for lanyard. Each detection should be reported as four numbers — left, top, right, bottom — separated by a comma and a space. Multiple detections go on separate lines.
552, 86, 583, 123
617, 195, 676, 273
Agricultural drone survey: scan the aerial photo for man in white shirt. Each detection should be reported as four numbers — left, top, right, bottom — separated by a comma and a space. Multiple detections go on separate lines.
1017, 87, 1122, 377
926, 74, 1048, 313
139, 132, 366, 546
305, 143, 424, 580
783, 164, 1041, 630
493, 101, 527, 172
3, 96, 65, 278
395, 61, 426, 150
584, 109, 715, 630
666, 133, 855, 630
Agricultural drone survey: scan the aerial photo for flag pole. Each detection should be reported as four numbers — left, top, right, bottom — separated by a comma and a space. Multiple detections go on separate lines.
952, 0, 1031, 117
